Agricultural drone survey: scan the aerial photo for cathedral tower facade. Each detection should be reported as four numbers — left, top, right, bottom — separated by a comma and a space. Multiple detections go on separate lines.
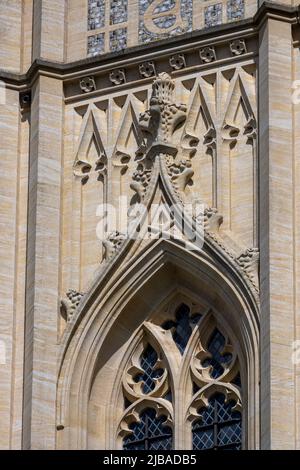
0, 0, 300, 450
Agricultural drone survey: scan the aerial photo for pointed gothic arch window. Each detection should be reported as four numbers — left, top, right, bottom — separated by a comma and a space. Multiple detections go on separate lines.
118, 301, 243, 450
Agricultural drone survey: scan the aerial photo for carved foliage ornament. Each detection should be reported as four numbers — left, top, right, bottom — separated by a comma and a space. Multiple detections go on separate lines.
60, 289, 84, 323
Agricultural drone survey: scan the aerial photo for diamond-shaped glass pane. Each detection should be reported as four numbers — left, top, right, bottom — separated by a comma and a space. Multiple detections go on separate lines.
192, 393, 242, 450
123, 408, 172, 450
193, 429, 214, 449
218, 422, 242, 446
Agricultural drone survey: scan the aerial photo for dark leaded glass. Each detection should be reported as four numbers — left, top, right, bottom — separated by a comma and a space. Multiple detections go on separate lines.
192, 393, 242, 450
162, 304, 202, 354
202, 329, 232, 378
133, 344, 164, 394
123, 408, 172, 450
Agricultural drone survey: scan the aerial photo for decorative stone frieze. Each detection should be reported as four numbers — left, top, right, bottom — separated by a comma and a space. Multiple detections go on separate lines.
199, 46, 216, 63
139, 61, 156, 78
109, 69, 126, 85
79, 76, 96, 93
230, 38, 247, 56
169, 54, 186, 70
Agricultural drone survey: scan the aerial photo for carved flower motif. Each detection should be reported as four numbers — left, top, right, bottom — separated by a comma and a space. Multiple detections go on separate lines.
79, 76, 96, 93
199, 46, 216, 63
230, 39, 247, 56
109, 69, 126, 85
139, 61, 156, 78
169, 54, 186, 70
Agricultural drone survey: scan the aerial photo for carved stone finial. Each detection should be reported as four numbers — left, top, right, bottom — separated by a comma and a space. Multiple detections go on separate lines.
137, 72, 187, 159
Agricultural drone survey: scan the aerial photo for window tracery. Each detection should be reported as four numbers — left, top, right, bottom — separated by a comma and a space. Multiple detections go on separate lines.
118, 301, 243, 450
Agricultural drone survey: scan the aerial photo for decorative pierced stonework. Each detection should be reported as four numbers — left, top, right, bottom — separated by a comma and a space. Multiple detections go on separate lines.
169, 53, 186, 70
227, 0, 245, 22
204, 4, 222, 28
79, 76, 96, 93
87, 33, 105, 57
230, 39, 247, 56
139, 61, 156, 78
138, 0, 193, 45
110, 0, 128, 25
204, 126, 217, 154
109, 69, 126, 85
110, 27, 127, 52
199, 46, 216, 63
88, 0, 105, 30
60, 289, 84, 323
103, 231, 126, 260
137, 73, 187, 159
